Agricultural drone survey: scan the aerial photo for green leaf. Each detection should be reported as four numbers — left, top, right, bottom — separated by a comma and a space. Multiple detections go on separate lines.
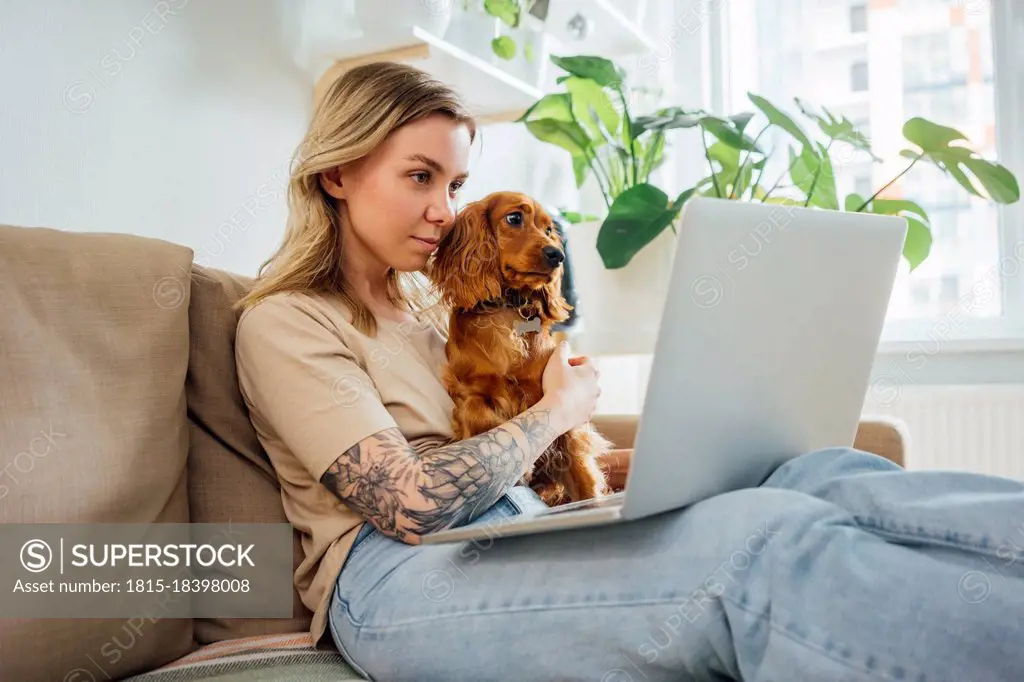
764, 196, 805, 206
563, 76, 620, 143
523, 41, 534, 62
550, 55, 624, 88
523, 119, 592, 157
699, 116, 763, 153
706, 141, 741, 171
871, 198, 930, 223
484, 0, 520, 27
747, 93, 813, 150
556, 209, 598, 224
597, 184, 694, 268
517, 93, 574, 123
848, 193, 934, 271
789, 144, 838, 210
638, 131, 666, 183
730, 112, 755, 136
902, 117, 1020, 202
631, 107, 702, 138
809, 142, 838, 209
795, 98, 881, 162
900, 217, 933, 271
571, 154, 589, 188
491, 36, 516, 60
844, 192, 866, 212
605, 151, 627, 198
903, 117, 968, 148
733, 165, 754, 200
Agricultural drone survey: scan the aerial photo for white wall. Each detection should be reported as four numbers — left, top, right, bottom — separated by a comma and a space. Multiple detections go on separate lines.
0, 0, 312, 275
0, 0, 576, 276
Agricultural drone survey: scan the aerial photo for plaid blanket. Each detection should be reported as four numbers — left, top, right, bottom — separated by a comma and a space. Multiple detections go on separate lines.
124, 633, 365, 681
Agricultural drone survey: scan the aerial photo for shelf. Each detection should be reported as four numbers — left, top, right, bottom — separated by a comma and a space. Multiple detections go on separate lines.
313, 25, 545, 125
544, 0, 657, 57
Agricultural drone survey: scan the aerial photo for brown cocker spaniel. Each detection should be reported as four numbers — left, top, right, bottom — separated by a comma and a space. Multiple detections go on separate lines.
428, 191, 612, 506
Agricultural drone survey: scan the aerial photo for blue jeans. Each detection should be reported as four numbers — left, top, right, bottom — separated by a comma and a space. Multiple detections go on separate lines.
329, 448, 1024, 681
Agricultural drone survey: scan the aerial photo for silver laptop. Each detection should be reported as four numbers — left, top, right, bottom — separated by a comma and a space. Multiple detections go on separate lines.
422, 197, 907, 544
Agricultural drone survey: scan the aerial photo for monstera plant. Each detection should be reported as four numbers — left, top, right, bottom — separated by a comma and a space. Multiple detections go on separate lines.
517, 54, 1021, 272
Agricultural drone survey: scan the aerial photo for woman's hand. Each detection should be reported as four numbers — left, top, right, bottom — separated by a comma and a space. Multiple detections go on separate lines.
539, 342, 601, 434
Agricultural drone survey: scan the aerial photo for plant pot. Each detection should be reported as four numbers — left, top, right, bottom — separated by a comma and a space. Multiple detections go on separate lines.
354, 0, 452, 38
565, 220, 677, 356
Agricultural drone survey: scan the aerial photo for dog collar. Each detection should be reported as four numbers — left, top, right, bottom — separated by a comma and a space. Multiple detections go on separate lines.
468, 288, 541, 321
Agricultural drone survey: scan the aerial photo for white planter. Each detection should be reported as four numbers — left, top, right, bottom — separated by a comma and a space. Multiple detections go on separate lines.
354, 0, 453, 38
566, 219, 677, 356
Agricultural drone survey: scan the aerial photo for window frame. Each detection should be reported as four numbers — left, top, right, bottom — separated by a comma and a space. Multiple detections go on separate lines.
708, 0, 1024, 352
849, 59, 869, 92
849, 3, 868, 34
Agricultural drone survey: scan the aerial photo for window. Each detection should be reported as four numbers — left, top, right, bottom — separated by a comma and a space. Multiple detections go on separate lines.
720, 0, 1018, 346
904, 85, 969, 127
902, 31, 966, 89
850, 60, 868, 92
939, 276, 960, 307
854, 174, 873, 199
849, 4, 867, 33
910, 282, 931, 307
851, 117, 871, 140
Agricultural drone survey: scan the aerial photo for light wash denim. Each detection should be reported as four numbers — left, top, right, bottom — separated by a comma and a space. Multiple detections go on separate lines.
329, 448, 1024, 681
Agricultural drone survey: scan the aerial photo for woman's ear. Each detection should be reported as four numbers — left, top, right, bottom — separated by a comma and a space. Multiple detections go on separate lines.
319, 167, 345, 200
428, 198, 503, 310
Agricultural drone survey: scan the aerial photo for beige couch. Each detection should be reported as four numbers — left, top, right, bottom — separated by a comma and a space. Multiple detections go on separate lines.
0, 224, 909, 681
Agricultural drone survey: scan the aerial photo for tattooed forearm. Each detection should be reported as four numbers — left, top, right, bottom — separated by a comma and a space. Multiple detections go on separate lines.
320, 405, 561, 543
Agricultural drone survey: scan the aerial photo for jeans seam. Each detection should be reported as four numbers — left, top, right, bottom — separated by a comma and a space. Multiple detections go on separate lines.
329, 591, 376, 681
338, 595, 693, 632
721, 592, 918, 682
851, 514, 1000, 559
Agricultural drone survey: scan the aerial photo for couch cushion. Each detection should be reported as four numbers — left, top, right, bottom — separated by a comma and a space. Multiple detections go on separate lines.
185, 265, 313, 643
125, 633, 361, 681
0, 224, 194, 680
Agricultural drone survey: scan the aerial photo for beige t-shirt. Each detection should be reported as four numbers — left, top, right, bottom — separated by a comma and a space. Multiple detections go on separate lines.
234, 291, 455, 650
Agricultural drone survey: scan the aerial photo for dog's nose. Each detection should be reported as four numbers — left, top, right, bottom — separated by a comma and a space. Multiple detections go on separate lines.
542, 246, 564, 267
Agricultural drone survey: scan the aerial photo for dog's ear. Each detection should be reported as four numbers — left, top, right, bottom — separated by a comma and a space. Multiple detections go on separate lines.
538, 265, 572, 323
427, 197, 504, 310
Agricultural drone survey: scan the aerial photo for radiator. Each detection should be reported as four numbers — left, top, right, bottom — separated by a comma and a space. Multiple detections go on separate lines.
594, 355, 1024, 478
863, 384, 1024, 478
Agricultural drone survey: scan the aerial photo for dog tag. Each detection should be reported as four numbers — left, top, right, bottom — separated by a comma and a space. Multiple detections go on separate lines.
516, 317, 542, 335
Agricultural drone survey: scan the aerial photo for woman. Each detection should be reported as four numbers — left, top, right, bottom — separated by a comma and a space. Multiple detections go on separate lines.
234, 61, 1024, 681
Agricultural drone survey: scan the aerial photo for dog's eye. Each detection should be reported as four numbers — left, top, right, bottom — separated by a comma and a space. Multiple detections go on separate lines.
505, 211, 524, 227
545, 227, 552, 236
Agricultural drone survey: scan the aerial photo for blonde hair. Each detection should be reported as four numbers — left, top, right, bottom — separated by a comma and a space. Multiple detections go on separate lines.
235, 61, 477, 338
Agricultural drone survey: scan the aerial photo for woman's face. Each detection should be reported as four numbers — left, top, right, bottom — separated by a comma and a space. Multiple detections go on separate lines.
323, 113, 473, 275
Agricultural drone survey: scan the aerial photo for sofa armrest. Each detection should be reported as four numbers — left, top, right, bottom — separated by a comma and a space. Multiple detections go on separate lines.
591, 414, 639, 450
853, 416, 909, 468
593, 414, 909, 468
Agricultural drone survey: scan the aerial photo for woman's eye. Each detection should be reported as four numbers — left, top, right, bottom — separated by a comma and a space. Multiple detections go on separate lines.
412, 172, 430, 185
505, 211, 524, 226
449, 181, 463, 194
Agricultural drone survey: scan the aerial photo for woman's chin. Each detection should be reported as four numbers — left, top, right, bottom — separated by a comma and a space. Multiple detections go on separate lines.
394, 252, 431, 273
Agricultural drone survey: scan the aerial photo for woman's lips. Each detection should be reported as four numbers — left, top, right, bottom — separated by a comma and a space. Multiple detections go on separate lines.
411, 236, 439, 252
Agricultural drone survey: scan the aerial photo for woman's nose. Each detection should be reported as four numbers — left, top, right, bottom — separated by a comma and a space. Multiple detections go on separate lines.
542, 245, 565, 266
427, 194, 456, 226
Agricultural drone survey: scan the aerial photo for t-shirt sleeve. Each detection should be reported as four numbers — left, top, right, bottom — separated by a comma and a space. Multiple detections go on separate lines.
234, 295, 399, 481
